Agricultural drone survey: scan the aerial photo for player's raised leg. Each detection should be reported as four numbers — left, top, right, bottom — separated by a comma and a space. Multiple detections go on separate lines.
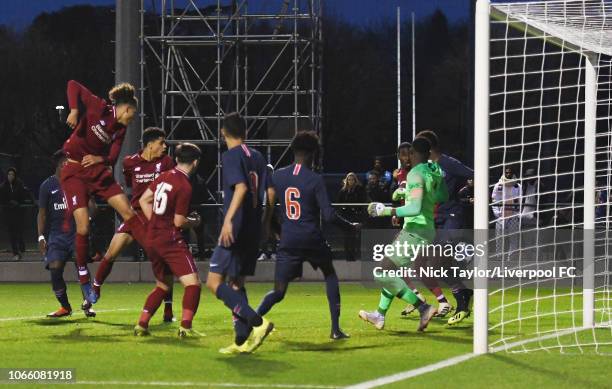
93, 232, 133, 298
60, 81, 140, 304
72, 204, 96, 299
96, 128, 176, 313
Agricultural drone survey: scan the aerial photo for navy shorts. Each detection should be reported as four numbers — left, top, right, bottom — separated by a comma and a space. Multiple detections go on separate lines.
275, 246, 333, 283
209, 242, 259, 278
44, 235, 74, 269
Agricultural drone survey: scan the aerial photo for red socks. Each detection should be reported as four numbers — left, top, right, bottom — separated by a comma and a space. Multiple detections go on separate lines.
181, 285, 201, 329
75, 234, 90, 285
138, 286, 199, 329
94, 256, 114, 287
138, 287, 167, 328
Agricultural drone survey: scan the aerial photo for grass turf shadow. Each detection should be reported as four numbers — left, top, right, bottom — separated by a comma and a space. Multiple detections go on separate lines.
214, 354, 293, 378
26, 318, 92, 326
489, 353, 609, 389
279, 340, 379, 352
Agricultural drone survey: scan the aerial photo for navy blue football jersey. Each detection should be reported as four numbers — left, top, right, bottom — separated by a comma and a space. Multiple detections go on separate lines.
38, 175, 75, 239
221, 144, 270, 242
273, 163, 349, 249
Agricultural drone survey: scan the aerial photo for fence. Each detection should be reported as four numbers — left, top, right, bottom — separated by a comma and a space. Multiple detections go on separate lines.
0, 203, 387, 261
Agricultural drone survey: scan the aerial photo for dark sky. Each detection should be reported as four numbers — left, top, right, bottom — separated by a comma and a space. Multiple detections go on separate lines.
0, 0, 469, 30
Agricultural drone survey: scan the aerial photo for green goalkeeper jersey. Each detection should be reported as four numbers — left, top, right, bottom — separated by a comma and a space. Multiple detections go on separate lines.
401, 161, 448, 238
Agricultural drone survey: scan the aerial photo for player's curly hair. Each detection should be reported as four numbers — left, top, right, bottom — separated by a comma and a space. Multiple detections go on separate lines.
291, 130, 319, 155
175, 142, 201, 164
142, 127, 166, 146
109, 83, 138, 107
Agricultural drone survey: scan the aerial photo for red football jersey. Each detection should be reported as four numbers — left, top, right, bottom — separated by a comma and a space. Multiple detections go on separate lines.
123, 152, 175, 209
397, 168, 408, 187
62, 80, 126, 166
147, 168, 193, 233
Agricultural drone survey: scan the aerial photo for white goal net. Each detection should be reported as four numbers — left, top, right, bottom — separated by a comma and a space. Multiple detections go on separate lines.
474, 0, 612, 354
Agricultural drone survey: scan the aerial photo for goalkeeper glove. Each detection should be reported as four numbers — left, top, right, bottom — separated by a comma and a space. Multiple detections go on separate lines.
392, 187, 407, 202
367, 202, 391, 217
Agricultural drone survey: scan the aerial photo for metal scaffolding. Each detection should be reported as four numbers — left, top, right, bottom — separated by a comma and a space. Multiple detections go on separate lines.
140, 0, 323, 203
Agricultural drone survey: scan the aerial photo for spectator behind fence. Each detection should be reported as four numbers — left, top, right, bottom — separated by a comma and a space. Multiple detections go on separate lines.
492, 167, 522, 259
365, 170, 389, 202
596, 180, 608, 221
364, 170, 391, 229
458, 178, 474, 230
368, 157, 392, 191
0, 167, 34, 260
521, 168, 553, 228
521, 168, 539, 228
337, 172, 368, 205
337, 172, 367, 261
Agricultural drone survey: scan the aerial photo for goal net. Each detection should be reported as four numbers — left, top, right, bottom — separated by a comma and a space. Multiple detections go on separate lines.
474, 0, 612, 354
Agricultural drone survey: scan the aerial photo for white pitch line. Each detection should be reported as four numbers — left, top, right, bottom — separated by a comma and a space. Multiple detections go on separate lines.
0, 308, 134, 322
343, 353, 477, 389
77, 380, 340, 389
346, 324, 604, 389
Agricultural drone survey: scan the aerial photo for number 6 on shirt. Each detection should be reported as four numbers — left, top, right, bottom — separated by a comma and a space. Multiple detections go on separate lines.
285, 187, 301, 220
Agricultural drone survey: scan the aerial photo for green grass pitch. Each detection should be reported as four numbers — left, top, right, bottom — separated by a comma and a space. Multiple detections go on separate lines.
0, 282, 608, 388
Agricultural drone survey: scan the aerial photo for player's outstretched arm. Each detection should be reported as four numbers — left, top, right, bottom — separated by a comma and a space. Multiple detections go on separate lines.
314, 176, 356, 230
139, 188, 154, 220
368, 173, 424, 218
445, 155, 474, 179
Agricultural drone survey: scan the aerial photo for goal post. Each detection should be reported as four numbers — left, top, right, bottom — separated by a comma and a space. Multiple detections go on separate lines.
474, 0, 491, 356
473, 0, 612, 354
583, 53, 597, 329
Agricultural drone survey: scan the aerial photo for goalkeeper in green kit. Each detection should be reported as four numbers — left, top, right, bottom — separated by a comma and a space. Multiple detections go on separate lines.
359, 137, 448, 331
